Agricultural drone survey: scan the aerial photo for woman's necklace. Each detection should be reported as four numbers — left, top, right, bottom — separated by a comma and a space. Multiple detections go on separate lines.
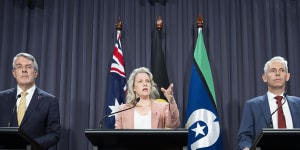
137, 100, 152, 109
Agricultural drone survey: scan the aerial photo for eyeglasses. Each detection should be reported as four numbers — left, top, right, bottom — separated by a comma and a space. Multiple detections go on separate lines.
14, 64, 34, 70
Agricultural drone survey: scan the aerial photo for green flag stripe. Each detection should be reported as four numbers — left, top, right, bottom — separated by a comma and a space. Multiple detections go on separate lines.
194, 28, 216, 103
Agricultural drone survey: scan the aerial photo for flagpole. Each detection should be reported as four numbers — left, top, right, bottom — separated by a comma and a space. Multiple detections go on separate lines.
197, 15, 203, 28
116, 16, 122, 31
156, 16, 162, 31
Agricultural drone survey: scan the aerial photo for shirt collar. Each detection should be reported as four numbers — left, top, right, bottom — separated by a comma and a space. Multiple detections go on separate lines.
17, 85, 36, 96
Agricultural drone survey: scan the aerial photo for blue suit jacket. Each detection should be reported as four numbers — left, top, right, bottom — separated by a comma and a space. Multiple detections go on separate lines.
237, 94, 300, 150
0, 88, 60, 149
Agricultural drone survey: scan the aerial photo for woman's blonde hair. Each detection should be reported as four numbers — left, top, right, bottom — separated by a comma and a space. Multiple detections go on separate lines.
126, 67, 159, 104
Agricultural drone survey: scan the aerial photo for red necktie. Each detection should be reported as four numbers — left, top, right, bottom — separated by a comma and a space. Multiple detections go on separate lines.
275, 96, 286, 128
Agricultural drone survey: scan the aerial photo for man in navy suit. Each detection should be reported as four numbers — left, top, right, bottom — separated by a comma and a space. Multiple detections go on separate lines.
0, 53, 60, 149
237, 56, 300, 150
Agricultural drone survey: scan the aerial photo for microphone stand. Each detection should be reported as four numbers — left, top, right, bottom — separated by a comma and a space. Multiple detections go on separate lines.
8, 94, 21, 127
98, 98, 140, 128
268, 94, 287, 128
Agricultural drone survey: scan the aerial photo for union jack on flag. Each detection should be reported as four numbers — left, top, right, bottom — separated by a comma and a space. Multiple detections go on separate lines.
104, 30, 127, 129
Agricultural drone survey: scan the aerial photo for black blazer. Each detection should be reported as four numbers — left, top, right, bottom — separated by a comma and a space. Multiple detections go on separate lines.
0, 88, 60, 149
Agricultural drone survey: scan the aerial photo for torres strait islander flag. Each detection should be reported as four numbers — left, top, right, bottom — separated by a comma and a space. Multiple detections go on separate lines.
104, 30, 127, 129
185, 27, 223, 150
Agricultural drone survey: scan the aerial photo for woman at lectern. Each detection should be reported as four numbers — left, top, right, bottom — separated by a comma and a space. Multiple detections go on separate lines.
115, 67, 180, 129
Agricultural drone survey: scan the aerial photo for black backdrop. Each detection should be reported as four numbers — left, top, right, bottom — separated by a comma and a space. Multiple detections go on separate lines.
1, 0, 300, 149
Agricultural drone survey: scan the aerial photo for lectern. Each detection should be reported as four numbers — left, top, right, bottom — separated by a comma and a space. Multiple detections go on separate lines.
85, 128, 188, 150
0, 127, 41, 150
251, 128, 300, 150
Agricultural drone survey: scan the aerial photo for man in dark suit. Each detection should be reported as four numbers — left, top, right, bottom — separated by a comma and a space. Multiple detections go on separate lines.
0, 52, 60, 149
237, 56, 300, 150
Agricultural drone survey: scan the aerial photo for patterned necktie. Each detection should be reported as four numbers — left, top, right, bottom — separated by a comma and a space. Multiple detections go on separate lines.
275, 96, 286, 128
17, 91, 28, 126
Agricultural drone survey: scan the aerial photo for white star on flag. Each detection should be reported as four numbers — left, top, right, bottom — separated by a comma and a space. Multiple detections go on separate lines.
108, 98, 123, 117
192, 122, 206, 137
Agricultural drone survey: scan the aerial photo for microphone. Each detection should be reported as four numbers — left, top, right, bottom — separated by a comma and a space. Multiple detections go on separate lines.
268, 93, 287, 128
98, 97, 140, 128
8, 94, 21, 127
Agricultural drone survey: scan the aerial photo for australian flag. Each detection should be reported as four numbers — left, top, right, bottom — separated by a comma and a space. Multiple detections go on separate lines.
185, 27, 223, 150
104, 30, 127, 129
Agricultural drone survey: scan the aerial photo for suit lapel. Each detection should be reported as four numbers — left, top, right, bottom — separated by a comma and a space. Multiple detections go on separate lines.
10, 89, 19, 126
151, 101, 161, 128
287, 96, 300, 127
259, 94, 271, 125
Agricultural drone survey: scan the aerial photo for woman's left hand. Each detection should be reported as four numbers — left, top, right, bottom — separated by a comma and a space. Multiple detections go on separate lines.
161, 83, 175, 103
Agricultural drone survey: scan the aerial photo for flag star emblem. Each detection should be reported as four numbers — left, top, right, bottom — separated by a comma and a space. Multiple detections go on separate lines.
191, 122, 206, 137
108, 98, 122, 117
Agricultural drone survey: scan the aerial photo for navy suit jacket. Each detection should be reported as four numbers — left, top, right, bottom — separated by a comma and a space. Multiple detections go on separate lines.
237, 94, 300, 150
0, 88, 60, 149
